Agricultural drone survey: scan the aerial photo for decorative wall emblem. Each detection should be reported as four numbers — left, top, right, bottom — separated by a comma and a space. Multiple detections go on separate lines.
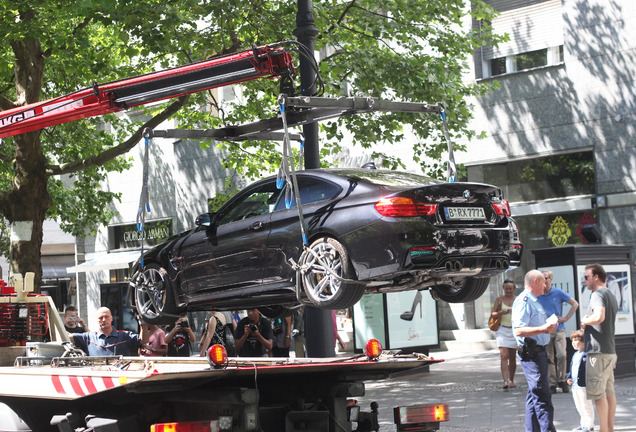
548, 216, 571, 247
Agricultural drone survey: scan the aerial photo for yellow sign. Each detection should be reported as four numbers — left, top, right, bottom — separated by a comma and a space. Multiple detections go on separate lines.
548, 216, 571, 246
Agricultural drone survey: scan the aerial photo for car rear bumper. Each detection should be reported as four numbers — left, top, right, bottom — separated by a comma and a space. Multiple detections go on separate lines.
344, 217, 522, 281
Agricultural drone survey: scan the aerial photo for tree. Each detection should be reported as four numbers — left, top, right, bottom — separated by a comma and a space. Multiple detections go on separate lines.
0, 0, 502, 289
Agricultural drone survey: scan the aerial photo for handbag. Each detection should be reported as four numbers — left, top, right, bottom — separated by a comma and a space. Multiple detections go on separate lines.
488, 298, 502, 331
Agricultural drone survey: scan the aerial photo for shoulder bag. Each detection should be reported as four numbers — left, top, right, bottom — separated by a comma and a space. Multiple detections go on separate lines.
488, 297, 503, 331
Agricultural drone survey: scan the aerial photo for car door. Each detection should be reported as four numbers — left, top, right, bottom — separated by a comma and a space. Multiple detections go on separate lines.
175, 180, 282, 301
265, 175, 343, 284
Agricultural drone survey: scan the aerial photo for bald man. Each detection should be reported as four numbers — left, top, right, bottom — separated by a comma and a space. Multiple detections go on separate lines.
69, 307, 148, 356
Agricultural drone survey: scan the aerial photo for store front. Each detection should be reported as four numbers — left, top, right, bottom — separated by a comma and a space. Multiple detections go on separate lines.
467, 150, 597, 330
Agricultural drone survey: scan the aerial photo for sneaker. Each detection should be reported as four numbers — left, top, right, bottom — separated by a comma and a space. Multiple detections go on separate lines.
550, 385, 557, 394
572, 427, 583, 431
560, 381, 570, 393
581, 428, 593, 432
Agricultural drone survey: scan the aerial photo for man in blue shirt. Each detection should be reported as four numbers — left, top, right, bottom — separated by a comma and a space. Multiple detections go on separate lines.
512, 270, 559, 432
69, 307, 148, 356
538, 270, 579, 394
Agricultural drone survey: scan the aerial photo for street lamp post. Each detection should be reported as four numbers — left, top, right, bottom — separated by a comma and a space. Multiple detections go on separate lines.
293, 0, 335, 358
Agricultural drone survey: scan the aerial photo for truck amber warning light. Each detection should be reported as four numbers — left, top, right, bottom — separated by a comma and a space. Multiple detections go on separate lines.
207, 344, 228, 369
365, 339, 383, 359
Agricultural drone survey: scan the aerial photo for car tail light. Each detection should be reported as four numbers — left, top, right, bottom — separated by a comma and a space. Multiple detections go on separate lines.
394, 404, 450, 431
207, 344, 228, 369
365, 339, 383, 359
375, 197, 437, 217
492, 199, 511, 216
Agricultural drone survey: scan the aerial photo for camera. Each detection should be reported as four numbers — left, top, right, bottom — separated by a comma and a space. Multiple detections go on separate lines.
178, 320, 189, 328
249, 323, 258, 333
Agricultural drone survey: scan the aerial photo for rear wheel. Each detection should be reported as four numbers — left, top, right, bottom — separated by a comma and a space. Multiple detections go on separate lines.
432, 277, 490, 303
133, 263, 179, 325
301, 237, 364, 309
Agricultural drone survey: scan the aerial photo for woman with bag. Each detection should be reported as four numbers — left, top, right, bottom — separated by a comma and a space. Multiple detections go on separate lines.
491, 279, 518, 389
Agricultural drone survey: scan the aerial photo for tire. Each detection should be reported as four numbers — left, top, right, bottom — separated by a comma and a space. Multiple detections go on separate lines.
258, 305, 295, 319
432, 277, 490, 303
133, 263, 179, 325
300, 237, 364, 309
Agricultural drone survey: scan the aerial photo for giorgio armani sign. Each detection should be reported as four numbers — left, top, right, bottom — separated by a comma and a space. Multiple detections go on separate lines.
109, 219, 172, 250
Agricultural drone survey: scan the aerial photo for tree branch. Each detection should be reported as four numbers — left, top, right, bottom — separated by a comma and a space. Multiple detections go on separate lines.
43, 17, 92, 58
323, 0, 357, 37
0, 94, 17, 111
46, 95, 189, 176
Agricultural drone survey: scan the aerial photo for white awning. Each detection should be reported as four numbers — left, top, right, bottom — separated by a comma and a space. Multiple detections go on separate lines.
66, 250, 141, 273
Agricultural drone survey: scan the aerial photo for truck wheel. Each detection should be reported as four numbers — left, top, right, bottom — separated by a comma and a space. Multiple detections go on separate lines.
134, 263, 178, 325
300, 237, 364, 309
431, 277, 489, 303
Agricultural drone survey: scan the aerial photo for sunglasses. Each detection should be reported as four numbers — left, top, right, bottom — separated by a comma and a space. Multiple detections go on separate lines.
584, 275, 593, 280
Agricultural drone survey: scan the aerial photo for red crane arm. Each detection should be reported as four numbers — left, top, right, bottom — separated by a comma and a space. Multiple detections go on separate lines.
0, 43, 294, 139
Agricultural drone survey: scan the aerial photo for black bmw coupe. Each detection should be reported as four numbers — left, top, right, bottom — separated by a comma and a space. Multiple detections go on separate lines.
130, 167, 522, 324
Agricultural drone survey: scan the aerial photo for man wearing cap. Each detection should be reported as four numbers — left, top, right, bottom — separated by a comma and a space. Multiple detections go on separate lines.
512, 270, 559, 432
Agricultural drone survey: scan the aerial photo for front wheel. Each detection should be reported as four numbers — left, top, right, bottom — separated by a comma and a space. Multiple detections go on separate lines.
300, 237, 364, 309
431, 277, 490, 303
133, 263, 179, 325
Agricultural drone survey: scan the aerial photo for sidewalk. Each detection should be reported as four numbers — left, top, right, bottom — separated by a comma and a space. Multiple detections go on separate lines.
362, 349, 636, 432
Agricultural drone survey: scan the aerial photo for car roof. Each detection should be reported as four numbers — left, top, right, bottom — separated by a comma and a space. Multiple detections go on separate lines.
264, 167, 441, 188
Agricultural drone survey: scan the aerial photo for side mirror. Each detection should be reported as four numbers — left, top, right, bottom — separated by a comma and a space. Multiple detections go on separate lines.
195, 213, 214, 227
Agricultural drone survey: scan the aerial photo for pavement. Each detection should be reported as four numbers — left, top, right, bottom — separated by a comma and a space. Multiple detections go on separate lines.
361, 349, 636, 432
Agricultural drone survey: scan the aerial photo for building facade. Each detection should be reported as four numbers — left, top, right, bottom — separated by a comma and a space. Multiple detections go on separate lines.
462, 0, 636, 329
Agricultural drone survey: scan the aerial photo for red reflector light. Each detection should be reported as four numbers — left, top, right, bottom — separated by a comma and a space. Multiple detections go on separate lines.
365, 339, 383, 359
207, 344, 228, 369
375, 197, 437, 217
492, 199, 511, 216
394, 404, 450, 428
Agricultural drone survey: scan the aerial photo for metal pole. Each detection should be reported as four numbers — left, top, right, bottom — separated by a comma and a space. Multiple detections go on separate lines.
293, 0, 334, 358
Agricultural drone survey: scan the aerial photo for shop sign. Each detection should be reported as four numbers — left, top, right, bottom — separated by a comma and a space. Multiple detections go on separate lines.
109, 219, 172, 250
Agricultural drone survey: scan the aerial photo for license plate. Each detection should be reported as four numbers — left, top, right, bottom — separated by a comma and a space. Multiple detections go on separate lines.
444, 207, 486, 220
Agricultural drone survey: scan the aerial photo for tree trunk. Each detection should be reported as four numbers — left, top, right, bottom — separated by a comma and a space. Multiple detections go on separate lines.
4, 36, 48, 291
6, 131, 51, 291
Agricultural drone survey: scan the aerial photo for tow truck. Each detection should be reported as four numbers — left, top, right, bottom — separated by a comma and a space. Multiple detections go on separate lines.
0, 275, 449, 432
1, 40, 458, 432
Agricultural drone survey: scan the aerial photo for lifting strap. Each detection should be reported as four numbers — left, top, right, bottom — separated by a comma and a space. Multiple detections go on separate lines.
439, 104, 457, 183
136, 128, 152, 268
277, 94, 309, 246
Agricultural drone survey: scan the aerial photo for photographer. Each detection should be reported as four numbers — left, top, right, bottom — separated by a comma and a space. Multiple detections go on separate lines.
63, 306, 89, 334
234, 308, 273, 357
165, 317, 195, 357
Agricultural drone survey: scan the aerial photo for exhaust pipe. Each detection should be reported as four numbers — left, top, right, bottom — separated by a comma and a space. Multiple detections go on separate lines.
445, 260, 463, 272
495, 259, 510, 270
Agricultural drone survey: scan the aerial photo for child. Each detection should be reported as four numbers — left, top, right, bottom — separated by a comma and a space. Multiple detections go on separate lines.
566, 330, 595, 432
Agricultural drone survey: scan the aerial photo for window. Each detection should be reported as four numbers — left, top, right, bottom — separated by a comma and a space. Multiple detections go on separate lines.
467, 151, 594, 203
487, 46, 561, 77
274, 177, 341, 211
216, 182, 283, 225
478, 0, 565, 78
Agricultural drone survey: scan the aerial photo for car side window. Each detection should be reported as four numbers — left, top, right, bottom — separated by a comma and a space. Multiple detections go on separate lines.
216, 182, 282, 225
274, 177, 340, 211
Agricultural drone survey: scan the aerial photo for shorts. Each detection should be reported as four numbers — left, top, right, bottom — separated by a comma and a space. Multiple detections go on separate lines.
586, 353, 617, 400
496, 325, 517, 349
